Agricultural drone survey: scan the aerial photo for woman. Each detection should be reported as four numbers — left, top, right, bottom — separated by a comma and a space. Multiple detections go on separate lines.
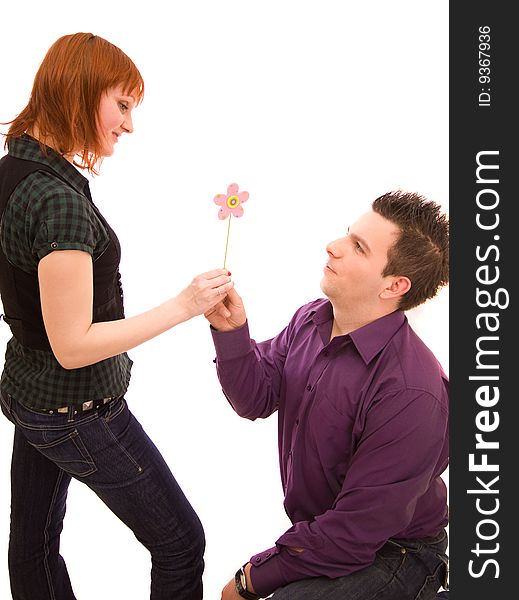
0, 32, 232, 600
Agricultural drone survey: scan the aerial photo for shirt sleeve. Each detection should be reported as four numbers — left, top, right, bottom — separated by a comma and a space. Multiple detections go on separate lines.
30, 186, 108, 262
248, 389, 448, 597
1, 171, 109, 274
210, 319, 292, 420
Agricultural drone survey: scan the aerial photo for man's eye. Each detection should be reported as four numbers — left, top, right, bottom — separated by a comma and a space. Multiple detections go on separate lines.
119, 102, 128, 112
355, 242, 364, 253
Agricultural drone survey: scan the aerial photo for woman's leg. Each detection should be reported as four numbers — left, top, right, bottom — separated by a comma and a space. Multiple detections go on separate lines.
3, 394, 204, 600
1, 392, 76, 600
82, 398, 205, 600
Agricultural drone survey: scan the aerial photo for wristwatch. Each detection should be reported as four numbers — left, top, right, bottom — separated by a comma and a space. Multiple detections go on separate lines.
235, 564, 261, 599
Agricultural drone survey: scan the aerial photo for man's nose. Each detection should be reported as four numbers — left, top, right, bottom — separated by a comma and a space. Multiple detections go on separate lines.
326, 239, 342, 256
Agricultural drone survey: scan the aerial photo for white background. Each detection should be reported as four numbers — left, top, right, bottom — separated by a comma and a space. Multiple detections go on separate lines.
0, 1, 449, 598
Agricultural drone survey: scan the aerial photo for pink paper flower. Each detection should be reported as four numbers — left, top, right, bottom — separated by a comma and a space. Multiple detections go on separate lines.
214, 183, 249, 220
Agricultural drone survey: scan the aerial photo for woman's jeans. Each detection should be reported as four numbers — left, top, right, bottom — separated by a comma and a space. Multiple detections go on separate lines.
269, 531, 449, 600
0, 390, 205, 600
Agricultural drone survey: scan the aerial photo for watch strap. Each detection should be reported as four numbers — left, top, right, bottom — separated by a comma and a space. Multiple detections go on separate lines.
234, 566, 260, 600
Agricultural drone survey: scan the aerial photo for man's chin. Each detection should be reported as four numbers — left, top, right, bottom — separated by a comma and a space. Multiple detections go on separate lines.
320, 278, 332, 298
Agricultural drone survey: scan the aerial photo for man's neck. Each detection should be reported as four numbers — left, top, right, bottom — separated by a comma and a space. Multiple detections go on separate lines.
329, 302, 397, 340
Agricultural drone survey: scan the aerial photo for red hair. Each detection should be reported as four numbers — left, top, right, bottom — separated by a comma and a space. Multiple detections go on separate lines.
4, 32, 144, 174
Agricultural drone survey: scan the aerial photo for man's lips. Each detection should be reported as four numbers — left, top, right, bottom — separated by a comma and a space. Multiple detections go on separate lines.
324, 263, 336, 274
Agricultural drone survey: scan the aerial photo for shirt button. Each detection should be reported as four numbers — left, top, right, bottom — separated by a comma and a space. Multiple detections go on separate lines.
255, 557, 261, 563
306, 385, 312, 391
50, 241, 58, 249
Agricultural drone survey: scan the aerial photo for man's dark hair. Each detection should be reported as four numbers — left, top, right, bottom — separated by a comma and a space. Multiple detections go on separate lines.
372, 190, 449, 311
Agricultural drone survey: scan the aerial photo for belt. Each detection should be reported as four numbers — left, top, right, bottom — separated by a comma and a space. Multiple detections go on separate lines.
41, 396, 117, 415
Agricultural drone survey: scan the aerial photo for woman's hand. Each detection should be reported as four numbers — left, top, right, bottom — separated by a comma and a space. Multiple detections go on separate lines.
204, 286, 247, 332
176, 269, 234, 319
38, 252, 235, 369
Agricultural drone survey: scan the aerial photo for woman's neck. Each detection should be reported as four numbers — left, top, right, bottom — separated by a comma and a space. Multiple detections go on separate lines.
27, 125, 75, 163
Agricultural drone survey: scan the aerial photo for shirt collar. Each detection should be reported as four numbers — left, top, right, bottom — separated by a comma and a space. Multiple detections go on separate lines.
349, 310, 407, 364
8, 134, 90, 196
312, 299, 407, 364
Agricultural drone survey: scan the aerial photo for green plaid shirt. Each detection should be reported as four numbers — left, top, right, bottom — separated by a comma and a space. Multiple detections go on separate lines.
0, 136, 132, 409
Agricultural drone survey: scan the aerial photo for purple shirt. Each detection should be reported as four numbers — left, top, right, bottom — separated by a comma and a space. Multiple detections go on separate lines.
211, 298, 449, 597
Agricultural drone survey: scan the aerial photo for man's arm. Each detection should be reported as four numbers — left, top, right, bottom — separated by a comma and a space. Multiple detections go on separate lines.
245, 389, 448, 598
206, 287, 294, 420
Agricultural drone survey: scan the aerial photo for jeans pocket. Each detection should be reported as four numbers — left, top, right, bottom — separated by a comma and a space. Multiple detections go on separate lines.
102, 396, 126, 423
0, 389, 13, 421
99, 410, 143, 477
436, 554, 449, 590
414, 558, 448, 600
376, 540, 408, 574
29, 429, 97, 478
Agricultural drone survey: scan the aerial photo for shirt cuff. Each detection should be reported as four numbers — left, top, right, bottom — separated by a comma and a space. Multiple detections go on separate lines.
210, 321, 253, 361
36, 241, 94, 261
248, 546, 289, 598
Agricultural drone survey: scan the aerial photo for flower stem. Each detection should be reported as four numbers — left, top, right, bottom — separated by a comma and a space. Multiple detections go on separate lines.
223, 216, 231, 269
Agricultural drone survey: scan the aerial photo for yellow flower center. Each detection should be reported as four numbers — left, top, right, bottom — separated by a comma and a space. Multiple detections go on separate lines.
227, 195, 240, 209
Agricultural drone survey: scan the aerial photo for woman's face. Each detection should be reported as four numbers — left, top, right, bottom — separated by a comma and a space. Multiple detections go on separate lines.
97, 86, 136, 157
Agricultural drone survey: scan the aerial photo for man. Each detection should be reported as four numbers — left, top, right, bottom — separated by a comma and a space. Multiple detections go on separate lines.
205, 191, 449, 600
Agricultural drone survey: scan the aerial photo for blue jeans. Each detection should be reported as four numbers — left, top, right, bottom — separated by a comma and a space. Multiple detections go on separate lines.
269, 531, 448, 600
0, 390, 205, 600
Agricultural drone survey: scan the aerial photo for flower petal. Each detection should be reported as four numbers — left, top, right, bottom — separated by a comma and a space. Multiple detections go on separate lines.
227, 183, 239, 196
237, 191, 249, 203
214, 194, 226, 206
218, 206, 231, 219
230, 205, 244, 218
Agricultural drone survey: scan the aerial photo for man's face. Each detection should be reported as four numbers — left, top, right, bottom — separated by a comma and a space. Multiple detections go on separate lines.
320, 210, 400, 307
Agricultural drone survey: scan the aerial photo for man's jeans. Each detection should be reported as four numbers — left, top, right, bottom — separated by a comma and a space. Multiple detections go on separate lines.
270, 530, 448, 600
1, 390, 205, 600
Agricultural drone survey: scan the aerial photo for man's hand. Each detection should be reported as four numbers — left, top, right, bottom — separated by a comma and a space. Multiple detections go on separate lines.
205, 286, 247, 332
221, 563, 258, 599
220, 577, 241, 600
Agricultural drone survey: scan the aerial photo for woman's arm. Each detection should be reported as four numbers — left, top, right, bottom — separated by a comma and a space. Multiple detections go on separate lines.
38, 249, 233, 369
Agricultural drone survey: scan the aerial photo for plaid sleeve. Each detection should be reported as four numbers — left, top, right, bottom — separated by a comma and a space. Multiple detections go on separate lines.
31, 176, 109, 261
2, 171, 109, 273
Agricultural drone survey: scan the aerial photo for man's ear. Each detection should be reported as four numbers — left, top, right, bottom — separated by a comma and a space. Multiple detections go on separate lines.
379, 276, 411, 300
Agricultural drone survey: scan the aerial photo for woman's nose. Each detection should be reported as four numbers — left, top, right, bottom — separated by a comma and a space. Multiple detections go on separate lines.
122, 113, 134, 134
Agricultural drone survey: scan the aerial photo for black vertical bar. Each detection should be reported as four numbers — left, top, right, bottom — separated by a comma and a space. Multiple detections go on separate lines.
450, 1, 515, 598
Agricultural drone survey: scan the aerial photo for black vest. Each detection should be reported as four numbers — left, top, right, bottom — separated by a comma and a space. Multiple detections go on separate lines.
0, 154, 125, 352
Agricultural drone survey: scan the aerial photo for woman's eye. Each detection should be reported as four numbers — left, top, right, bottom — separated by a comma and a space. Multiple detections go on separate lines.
119, 102, 128, 112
